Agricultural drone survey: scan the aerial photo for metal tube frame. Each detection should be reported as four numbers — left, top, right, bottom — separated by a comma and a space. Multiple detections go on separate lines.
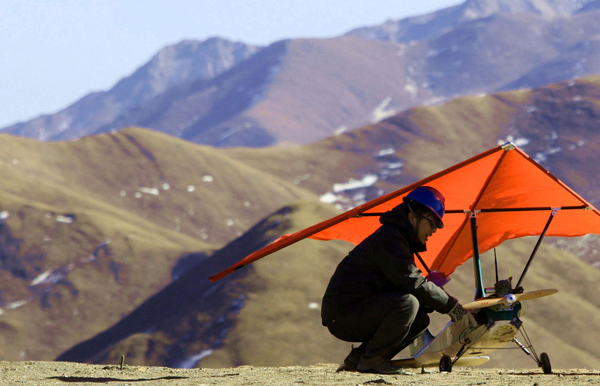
470, 212, 485, 300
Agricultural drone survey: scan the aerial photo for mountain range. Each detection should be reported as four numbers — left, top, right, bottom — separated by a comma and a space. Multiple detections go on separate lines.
3, 0, 600, 148
1, 38, 260, 142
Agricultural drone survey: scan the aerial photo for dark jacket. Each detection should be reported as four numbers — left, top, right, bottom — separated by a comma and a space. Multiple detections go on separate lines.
321, 204, 457, 324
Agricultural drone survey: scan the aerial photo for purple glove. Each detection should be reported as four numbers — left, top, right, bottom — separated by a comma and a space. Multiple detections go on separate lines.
427, 270, 450, 287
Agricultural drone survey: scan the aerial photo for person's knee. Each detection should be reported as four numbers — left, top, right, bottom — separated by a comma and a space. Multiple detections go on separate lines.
386, 293, 420, 321
400, 294, 420, 314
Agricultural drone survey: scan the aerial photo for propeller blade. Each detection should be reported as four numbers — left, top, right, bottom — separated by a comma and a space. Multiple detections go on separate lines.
514, 289, 558, 301
463, 297, 508, 310
463, 289, 558, 310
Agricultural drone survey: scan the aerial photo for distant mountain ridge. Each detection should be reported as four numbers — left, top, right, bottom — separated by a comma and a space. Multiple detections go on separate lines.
346, 0, 593, 43
3, 0, 600, 148
1, 38, 260, 141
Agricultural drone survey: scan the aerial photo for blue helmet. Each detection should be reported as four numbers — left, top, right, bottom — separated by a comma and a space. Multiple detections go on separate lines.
403, 186, 445, 229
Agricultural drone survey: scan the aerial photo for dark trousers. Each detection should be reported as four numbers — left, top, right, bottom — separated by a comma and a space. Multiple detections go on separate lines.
326, 293, 430, 358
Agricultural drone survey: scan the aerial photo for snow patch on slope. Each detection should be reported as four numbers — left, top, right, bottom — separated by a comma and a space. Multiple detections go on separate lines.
319, 147, 406, 211
371, 97, 397, 123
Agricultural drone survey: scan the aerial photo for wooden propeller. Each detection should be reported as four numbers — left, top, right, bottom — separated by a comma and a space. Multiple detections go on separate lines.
463, 289, 558, 310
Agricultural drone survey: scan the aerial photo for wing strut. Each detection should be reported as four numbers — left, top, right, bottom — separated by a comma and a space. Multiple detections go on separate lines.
515, 208, 559, 291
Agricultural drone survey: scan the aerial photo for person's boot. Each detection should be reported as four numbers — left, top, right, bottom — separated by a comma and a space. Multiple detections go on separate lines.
335, 345, 365, 372
356, 353, 404, 374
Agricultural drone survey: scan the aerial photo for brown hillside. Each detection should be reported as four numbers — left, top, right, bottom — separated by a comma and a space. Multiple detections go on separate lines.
0, 128, 316, 361
239, 37, 432, 146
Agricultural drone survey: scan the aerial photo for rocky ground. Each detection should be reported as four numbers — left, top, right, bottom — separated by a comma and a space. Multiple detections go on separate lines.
1, 361, 599, 386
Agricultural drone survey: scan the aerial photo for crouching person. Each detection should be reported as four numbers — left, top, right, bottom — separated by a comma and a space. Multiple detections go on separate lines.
321, 186, 476, 374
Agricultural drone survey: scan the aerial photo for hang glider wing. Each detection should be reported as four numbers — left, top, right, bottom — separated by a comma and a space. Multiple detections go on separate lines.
209, 143, 600, 282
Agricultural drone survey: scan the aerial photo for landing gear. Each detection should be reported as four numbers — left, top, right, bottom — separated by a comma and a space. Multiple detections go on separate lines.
540, 352, 552, 374
513, 326, 553, 374
439, 355, 453, 373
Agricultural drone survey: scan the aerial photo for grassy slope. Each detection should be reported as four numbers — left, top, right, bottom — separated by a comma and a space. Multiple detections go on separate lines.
59, 200, 345, 367
0, 128, 318, 361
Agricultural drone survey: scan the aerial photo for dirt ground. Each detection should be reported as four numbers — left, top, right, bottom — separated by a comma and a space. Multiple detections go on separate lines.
1, 361, 599, 386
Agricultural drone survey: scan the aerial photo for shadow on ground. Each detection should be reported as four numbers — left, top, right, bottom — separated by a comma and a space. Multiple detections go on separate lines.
49, 375, 188, 383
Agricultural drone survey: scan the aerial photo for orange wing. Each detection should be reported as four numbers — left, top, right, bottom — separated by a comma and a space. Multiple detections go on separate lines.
209, 144, 600, 282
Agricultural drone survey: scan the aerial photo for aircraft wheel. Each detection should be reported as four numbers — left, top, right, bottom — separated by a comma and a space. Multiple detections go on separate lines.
540, 352, 552, 374
439, 355, 453, 373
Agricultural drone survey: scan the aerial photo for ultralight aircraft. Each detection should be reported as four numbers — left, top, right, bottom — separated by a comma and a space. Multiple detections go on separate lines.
209, 143, 600, 373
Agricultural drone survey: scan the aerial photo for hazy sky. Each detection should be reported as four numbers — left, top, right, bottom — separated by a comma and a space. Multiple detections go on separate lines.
0, 0, 461, 128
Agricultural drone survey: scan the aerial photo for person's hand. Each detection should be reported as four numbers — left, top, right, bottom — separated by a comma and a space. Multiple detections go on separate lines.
448, 303, 477, 329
